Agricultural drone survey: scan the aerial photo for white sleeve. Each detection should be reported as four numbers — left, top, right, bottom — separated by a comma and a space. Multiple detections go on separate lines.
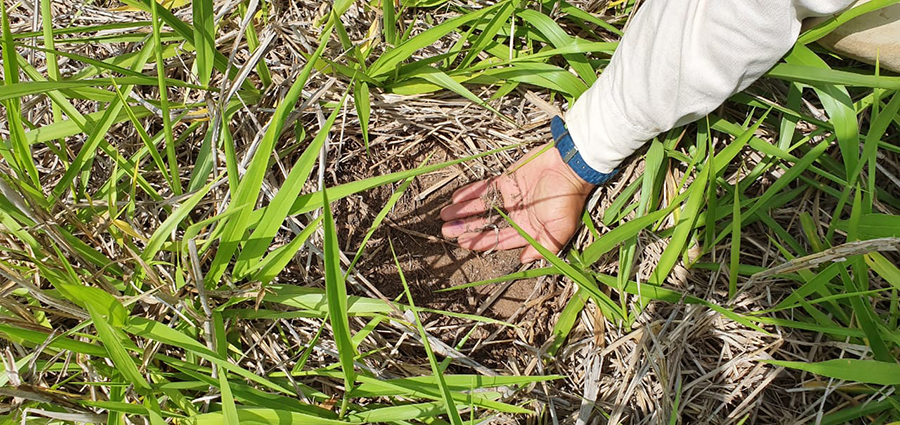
565, 0, 856, 174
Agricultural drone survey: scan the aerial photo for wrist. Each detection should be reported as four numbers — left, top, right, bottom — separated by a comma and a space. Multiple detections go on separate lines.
554, 152, 597, 195
550, 116, 617, 187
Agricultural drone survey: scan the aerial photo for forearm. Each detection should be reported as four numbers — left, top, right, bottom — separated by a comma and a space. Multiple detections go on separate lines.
566, 0, 856, 174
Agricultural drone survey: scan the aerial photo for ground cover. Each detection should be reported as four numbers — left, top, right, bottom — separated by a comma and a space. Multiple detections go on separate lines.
1, 0, 899, 423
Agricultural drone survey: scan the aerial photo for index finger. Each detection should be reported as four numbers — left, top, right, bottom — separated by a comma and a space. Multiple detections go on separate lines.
450, 178, 495, 203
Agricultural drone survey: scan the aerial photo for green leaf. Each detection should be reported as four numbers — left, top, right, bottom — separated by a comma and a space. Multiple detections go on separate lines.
346, 402, 445, 423
459, 2, 514, 69
206, 21, 335, 286
258, 285, 509, 325
249, 215, 323, 285
218, 372, 240, 425
368, 4, 501, 78
767, 63, 900, 90
0, 324, 106, 357
125, 317, 296, 395
0, 77, 201, 102
798, 0, 899, 44
192, 0, 215, 86
1, 1, 39, 187
186, 408, 349, 425
391, 240, 463, 425
350, 374, 561, 397
87, 303, 151, 391
143, 177, 218, 261
407, 66, 508, 119
150, 0, 182, 195
763, 358, 900, 386
55, 283, 126, 327
322, 188, 358, 392
346, 175, 416, 275
49, 45, 156, 203
784, 45, 858, 178
353, 82, 371, 151
495, 207, 625, 322
234, 94, 348, 277
434, 267, 557, 292
547, 288, 587, 356
274, 144, 519, 219
517, 9, 596, 86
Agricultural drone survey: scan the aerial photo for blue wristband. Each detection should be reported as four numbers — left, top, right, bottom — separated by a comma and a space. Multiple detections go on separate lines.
551, 116, 616, 186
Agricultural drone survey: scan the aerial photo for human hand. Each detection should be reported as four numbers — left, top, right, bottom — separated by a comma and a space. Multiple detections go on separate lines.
440, 143, 595, 263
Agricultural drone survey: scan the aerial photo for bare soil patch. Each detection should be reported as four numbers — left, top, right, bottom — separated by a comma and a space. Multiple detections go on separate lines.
334, 140, 556, 364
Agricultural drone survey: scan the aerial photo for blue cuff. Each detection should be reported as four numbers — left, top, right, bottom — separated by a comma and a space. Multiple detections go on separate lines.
551, 116, 616, 186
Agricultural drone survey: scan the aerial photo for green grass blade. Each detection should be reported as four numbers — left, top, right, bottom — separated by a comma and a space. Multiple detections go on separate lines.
118, 0, 245, 86
434, 267, 558, 292
49, 45, 155, 204
786, 46, 859, 178
86, 303, 151, 391
593, 273, 768, 334
55, 283, 126, 327
276, 144, 519, 219
728, 179, 741, 298
0, 77, 199, 103
249, 216, 323, 285
368, 4, 500, 78
125, 317, 295, 394
391, 240, 463, 425
218, 372, 240, 425
234, 94, 348, 277
763, 358, 900, 386
111, 82, 175, 189
382, 0, 397, 46
186, 408, 348, 425
346, 175, 415, 276
347, 402, 445, 423
547, 288, 587, 356
144, 397, 168, 425
1, 1, 39, 187
408, 66, 508, 119
459, 2, 514, 69
0, 323, 107, 357
322, 188, 358, 397
353, 81, 371, 151
150, 0, 182, 195
495, 207, 625, 322
192, 0, 215, 86
652, 114, 766, 286
517, 9, 596, 86
205, 21, 335, 286
143, 177, 218, 261
798, 0, 898, 44
767, 63, 900, 90
259, 285, 509, 325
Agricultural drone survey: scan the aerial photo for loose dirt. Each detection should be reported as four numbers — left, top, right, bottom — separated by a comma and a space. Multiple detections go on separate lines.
334, 141, 559, 363
340, 145, 537, 319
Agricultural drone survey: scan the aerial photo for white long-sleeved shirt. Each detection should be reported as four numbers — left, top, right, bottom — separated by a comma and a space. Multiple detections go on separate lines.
566, 0, 857, 174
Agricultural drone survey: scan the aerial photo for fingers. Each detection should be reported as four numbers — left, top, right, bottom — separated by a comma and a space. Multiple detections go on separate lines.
441, 216, 491, 238
440, 198, 489, 221
441, 178, 500, 221
450, 178, 494, 203
457, 227, 528, 252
